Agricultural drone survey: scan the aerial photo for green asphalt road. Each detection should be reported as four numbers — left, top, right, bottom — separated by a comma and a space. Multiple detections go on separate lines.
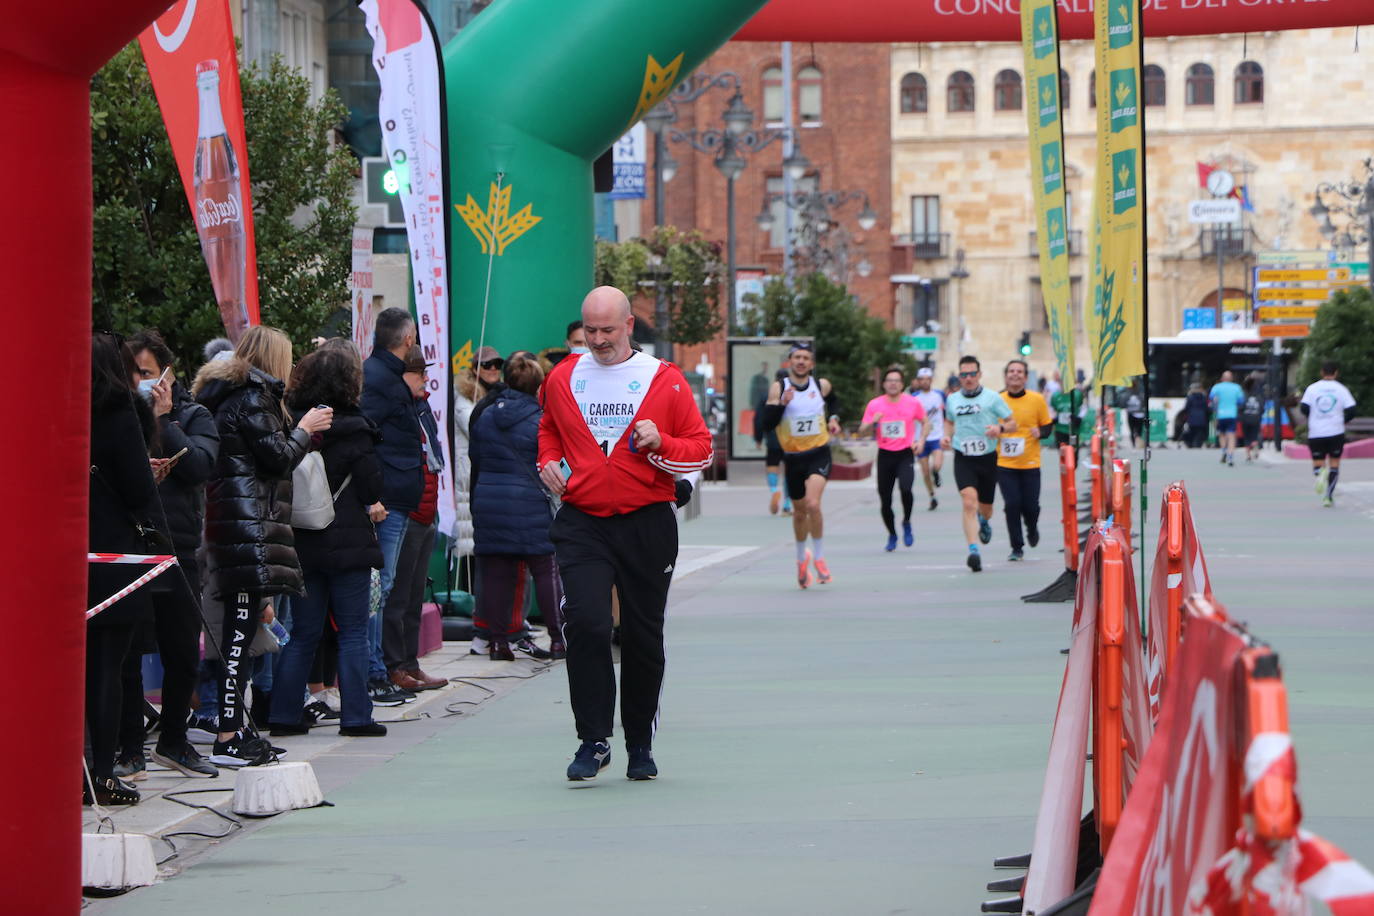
97, 447, 1373, 916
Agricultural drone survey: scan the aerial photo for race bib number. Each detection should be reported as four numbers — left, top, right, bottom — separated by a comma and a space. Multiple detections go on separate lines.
880, 421, 905, 440
961, 437, 990, 456
999, 437, 1025, 458
790, 415, 821, 437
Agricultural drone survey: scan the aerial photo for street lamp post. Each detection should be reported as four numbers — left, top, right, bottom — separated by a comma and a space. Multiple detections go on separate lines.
1309, 156, 1374, 294
755, 188, 877, 283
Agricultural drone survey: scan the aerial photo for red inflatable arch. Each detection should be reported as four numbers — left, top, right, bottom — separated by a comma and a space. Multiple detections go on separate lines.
0, 1, 175, 912
4, 0, 1371, 910
739, 0, 1374, 41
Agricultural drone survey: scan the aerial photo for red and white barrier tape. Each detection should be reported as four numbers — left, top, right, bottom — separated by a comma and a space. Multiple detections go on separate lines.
86, 556, 179, 619
88, 553, 176, 565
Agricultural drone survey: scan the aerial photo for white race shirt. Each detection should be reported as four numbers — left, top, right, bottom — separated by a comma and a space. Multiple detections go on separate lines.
915, 390, 945, 440
1301, 378, 1357, 439
569, 350, 659, 455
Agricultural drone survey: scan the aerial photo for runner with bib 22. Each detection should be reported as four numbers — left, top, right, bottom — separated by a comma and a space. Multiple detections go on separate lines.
941, 355, 1016, 572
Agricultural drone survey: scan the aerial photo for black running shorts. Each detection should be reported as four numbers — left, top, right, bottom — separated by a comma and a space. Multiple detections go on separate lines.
953, 451, 999, 504
1308, 434, 1345, 461
782, 445, 832, 500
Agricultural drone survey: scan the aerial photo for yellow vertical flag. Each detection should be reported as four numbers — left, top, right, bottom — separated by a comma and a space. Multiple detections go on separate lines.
1091, 0, 1146, 389
1021, 0, 1075, 386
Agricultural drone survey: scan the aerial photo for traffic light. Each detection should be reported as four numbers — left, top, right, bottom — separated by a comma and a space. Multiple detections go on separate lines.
1018, 331, 1032, 357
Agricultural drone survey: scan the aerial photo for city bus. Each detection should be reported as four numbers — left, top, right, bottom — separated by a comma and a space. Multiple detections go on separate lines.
1145, 328, 1293, 442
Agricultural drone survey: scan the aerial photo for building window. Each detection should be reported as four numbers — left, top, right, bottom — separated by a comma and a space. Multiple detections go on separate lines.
763, 65, 783, 123
1235, 61, 1264, 104
994, 69, 1022, 111
1185, 63, 1214, 106
798, 65, 823, 124
911, 195, 941, 256
766, 174, 817, 249
1060, 69, 1071, 109
914, 281, 944, 330
947, 71, 975, 112
900, 72, 927, 114
1143, 64, 1166, 107
1088, 69, 1096, 108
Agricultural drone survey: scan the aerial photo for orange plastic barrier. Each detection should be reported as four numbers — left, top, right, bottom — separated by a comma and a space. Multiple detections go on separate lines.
1146, 483, 1213, 723
1110, 459, 1132, 547
1089, 427, 1105, 522
1060, 444, 1080, 573
1093, 536, 1127, 853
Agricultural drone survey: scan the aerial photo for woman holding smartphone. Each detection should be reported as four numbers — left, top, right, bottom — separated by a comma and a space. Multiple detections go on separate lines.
193, 326, 332, 767
269, 341, 388, 738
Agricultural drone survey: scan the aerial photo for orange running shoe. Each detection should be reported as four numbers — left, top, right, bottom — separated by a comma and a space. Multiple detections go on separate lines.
814, 557, 832, 585
797, 550, 813, 589
769, 490, 781, 515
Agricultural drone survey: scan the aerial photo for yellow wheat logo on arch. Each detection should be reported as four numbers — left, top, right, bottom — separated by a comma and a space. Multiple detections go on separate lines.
630, 52, 684, 126
456, 182, 541, 256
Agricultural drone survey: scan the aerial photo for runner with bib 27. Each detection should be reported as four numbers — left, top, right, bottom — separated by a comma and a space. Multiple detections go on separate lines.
941, 355, 1016, 572
759, 343, 842, 588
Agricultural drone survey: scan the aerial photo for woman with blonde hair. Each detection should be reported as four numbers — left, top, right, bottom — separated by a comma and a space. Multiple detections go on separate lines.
194, 326, 333, 767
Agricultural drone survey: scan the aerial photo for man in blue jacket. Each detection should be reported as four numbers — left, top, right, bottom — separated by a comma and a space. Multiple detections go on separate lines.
361, 308, 422, 706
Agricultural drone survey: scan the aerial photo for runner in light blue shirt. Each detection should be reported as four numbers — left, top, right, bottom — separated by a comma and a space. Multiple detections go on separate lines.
941, 356, 1016, 572
1208, 371, 1245, 466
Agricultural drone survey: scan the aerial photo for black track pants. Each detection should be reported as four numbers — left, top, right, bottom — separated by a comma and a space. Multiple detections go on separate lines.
552, 502, 677, 748
997, 466, 1042, 551
876, 448, 915, 536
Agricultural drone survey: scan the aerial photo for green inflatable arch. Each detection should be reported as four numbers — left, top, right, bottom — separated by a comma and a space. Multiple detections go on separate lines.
442, 0, 768, 372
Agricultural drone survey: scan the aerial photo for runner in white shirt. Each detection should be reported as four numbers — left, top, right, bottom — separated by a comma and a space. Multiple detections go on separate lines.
912, 368, 947, 511
1300, 361, 1358, 507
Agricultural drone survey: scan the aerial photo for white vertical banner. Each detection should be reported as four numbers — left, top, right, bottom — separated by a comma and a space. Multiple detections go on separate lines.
361, 0, 456, 537
609, 123, 646, 199
351, 225, 375, 359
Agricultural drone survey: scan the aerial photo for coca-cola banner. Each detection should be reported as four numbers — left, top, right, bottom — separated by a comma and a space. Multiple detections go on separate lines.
138, 0, 260, 342
351, 226, 376, 359
360, 0, 457, 538
736, 0, 1374, 42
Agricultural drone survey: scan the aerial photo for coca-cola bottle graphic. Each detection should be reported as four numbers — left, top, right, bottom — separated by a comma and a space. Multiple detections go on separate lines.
193, 60, 249, 342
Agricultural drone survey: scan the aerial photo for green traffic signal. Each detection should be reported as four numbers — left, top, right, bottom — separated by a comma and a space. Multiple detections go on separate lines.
1018, 331, 1032, 356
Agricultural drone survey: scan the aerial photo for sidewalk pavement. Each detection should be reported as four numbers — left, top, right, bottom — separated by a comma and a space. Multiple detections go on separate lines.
90, 446, 1373, 916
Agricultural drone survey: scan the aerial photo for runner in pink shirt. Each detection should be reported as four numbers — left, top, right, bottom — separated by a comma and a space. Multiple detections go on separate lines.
859, 368, 930, 551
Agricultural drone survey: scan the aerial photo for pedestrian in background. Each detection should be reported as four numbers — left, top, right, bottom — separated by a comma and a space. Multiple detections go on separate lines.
1241, 377, 1264, 463
1184, 383, 1210, 449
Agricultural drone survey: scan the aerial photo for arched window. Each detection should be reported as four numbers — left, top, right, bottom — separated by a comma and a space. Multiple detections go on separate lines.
1235, 61, 1264, 104
994, 69, 1022, 111
1186, 63, 1214, 106
1088, 69, 1096, 108
1060, 68, 1071, 109
900, 72, 928, 114
798, 65, 823, 123
763, 66, 783, 123
948, 70, 975, 112
1143, 64, 1166, 107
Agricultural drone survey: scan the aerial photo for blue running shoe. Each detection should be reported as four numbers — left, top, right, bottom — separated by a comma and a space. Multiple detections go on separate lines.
626, 746, 658, 781
903, 521, 914, 547
978, 515, 993, 544
567, 740, 611, 781
885, 534, 898, 552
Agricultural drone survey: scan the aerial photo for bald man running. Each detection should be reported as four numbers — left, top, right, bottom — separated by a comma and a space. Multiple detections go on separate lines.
538, 287, 713, 782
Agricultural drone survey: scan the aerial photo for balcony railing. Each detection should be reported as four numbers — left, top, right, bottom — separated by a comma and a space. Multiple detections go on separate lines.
1028, 229, 1084, 257
1199, 226, 1254, 259
897, 232, 950, 260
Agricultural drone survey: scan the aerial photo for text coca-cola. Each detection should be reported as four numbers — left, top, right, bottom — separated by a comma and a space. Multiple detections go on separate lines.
193, 60, 249, 342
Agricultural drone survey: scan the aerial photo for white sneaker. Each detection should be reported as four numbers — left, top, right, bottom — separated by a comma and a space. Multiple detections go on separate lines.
469, 635, 491, 655
311, 687, 342, 715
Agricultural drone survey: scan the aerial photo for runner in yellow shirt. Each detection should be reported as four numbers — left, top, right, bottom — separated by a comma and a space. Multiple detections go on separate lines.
997, 359, 1054, 561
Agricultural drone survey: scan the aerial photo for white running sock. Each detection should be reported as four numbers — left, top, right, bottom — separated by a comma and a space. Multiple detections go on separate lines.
795, 541, 808, 563
812, 537, 825, 559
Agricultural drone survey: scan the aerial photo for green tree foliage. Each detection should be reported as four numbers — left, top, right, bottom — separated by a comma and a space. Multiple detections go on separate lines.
737, 273, 915, 423
1299, 285, 1374, 413
594, 226, 724, 346
91, 45, 356, 369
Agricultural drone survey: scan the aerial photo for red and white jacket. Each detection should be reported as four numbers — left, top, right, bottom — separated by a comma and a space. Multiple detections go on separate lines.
538, 355, 713, 517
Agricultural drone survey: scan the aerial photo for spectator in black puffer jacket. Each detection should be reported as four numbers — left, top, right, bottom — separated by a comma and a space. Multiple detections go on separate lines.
470, 353, 564, 660
193, 326, 333, 767
112, 330, 221, 781
269, 341, 388, 738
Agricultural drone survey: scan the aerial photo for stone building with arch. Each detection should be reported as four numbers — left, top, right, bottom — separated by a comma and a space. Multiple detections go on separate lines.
890, 28, 1374, 381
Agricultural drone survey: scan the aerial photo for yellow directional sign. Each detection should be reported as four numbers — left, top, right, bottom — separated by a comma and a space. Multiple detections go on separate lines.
1258, 305, 1319, 320
1256, 268, 1350, 283
1258, 324, 1311, 339
1256, 287, 1330, 301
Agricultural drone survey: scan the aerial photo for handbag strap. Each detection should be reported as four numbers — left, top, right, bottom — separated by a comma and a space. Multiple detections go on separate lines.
332, 472, 353, 502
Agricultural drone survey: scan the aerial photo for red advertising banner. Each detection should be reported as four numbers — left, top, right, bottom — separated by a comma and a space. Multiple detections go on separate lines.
1090, 608, 1247, 916
737, 0, 1374, 42
138, 0, 260, 342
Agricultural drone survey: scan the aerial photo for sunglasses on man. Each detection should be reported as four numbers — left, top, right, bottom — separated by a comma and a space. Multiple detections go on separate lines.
480, 358, 504, 370
958, 370, 979, 379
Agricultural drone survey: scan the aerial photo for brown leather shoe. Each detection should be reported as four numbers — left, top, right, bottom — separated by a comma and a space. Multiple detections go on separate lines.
406, 667, 448, 690
390, 669, 424, 691
489, 640, 515, 661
